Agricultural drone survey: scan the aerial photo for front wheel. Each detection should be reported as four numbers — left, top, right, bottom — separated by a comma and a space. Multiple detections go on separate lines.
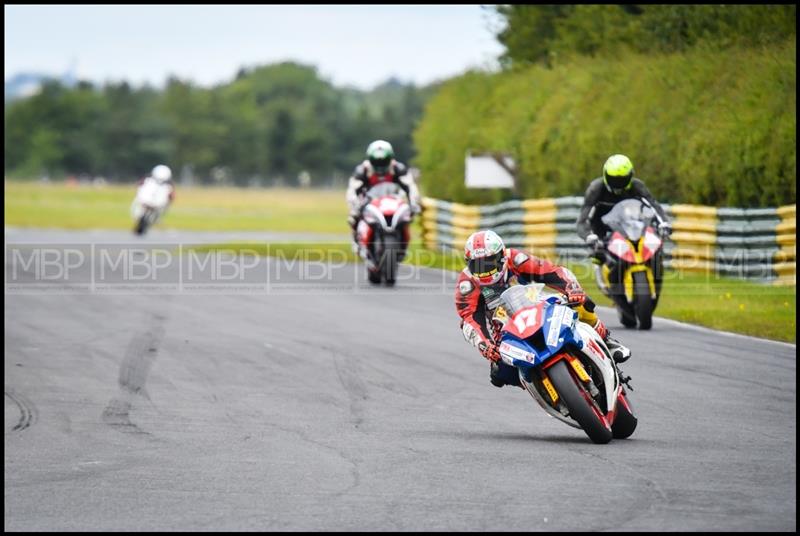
547, 359, 612, 444
617, 305, 637, 328
367, 268, 381, 285
134, 214, 149, 235
380, 234, 400, 286
633, 271, 654, 330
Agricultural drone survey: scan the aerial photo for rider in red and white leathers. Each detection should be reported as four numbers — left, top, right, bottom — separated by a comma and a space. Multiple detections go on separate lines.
345, 140, 420, 248
455, 230, 631, 388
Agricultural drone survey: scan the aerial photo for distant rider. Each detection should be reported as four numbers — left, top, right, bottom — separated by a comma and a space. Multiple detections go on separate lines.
455, 230, 632, 389
577, 154, 671, 256
138, 164, 176, 203
345, 140, 421, 250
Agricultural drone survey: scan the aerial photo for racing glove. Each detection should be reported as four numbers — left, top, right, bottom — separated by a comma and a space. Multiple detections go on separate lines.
585, 233, 600, 249
564, 280, 587, 306
658, 221, 673, 237
478, 341, 501, 362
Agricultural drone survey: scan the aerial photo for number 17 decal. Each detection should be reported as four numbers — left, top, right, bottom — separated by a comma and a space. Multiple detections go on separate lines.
513, 308, 538, 332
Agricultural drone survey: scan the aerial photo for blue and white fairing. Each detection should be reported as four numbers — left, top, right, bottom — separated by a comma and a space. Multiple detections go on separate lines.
497, 299, 582, 371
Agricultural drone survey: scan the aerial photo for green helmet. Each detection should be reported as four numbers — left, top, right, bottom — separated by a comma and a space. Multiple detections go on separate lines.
603, 154, 634, 194
366, 140, 394, 174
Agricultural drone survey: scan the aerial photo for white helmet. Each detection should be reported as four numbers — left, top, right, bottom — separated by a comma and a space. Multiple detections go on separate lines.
152, 164, 172, 183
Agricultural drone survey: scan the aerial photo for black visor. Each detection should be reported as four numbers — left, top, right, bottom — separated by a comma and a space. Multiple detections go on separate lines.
468, 252, 504, 278
371, 157, 391, 173
605, 172, 632, 191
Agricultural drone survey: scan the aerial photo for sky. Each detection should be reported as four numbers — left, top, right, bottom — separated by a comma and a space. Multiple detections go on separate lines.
4, 4, 506, 90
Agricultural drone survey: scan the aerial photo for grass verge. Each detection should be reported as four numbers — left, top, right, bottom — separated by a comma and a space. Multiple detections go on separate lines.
4, 180, 348, 233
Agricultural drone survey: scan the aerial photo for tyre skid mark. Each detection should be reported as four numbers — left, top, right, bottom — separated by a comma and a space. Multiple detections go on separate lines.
102, 312, 166, 435
5, 388, 38, 432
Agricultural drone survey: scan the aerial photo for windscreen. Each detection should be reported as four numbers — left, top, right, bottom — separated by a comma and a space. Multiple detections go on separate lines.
601, 199, 656, 240
498, 284, 546, 316
366, 182, 403, 199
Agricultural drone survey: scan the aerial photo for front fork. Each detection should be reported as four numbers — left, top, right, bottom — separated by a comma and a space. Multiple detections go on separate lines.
527, 352, 605, 418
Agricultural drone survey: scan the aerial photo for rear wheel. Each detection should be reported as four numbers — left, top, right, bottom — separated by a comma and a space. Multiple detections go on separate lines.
633, 271, 653, 330
611, 390, 638, 439
547, 359, 612, 444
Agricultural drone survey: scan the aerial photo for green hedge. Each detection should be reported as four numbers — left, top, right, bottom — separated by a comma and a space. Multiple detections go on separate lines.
413, 40, 796, 207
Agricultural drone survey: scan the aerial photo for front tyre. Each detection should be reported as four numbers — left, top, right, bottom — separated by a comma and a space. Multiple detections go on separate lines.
381, 234, 400, 286
367, 268, 381, 285
547, 359, 612, 444
633, 271, 654, 330
617, 305, 637, 328
134, 214, 148, 235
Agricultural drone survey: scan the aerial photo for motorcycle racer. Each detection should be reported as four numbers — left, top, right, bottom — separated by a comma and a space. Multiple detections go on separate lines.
455, 230, 631, 389
131, 164, 175, 234
577, 154, 671, 254
345, 140, 421, 250
137, 164, 175, 203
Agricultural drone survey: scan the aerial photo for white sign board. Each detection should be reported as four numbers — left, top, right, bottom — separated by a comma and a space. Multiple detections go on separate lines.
465, 153, 516, 189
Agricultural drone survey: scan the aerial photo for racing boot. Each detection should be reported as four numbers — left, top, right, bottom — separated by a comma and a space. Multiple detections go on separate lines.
593, 318, 632, 364
605, 335, 632, 364
490, 360, 523, 389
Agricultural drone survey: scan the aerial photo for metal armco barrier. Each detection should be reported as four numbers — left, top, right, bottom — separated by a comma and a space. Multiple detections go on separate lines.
419, 196, 796, 285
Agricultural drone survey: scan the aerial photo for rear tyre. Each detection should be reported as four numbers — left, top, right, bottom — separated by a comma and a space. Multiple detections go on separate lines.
611, 390, 638, 439
633, 271, 653, 330
547, 359, 612, 444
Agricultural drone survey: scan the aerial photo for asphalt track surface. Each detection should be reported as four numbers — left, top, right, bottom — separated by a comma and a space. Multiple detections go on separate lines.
5, 229, 796, 531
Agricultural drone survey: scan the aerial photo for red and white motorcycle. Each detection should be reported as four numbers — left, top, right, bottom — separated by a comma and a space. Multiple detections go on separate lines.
356, 183, 413, 286
130, 178, 173, 236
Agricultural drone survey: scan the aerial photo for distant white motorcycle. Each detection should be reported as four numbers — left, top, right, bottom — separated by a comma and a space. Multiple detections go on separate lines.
131, 178, 172, 235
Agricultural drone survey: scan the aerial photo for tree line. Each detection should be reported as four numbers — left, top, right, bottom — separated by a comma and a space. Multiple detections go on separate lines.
412, 5, 795, 207
4, 62, 436, 186
494, 5, 796, 68
6, 5, 796, 207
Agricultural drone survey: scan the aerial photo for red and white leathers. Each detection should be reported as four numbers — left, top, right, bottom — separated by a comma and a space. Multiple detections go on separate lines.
455, 248, 609, 361
346, 160, 420, 226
